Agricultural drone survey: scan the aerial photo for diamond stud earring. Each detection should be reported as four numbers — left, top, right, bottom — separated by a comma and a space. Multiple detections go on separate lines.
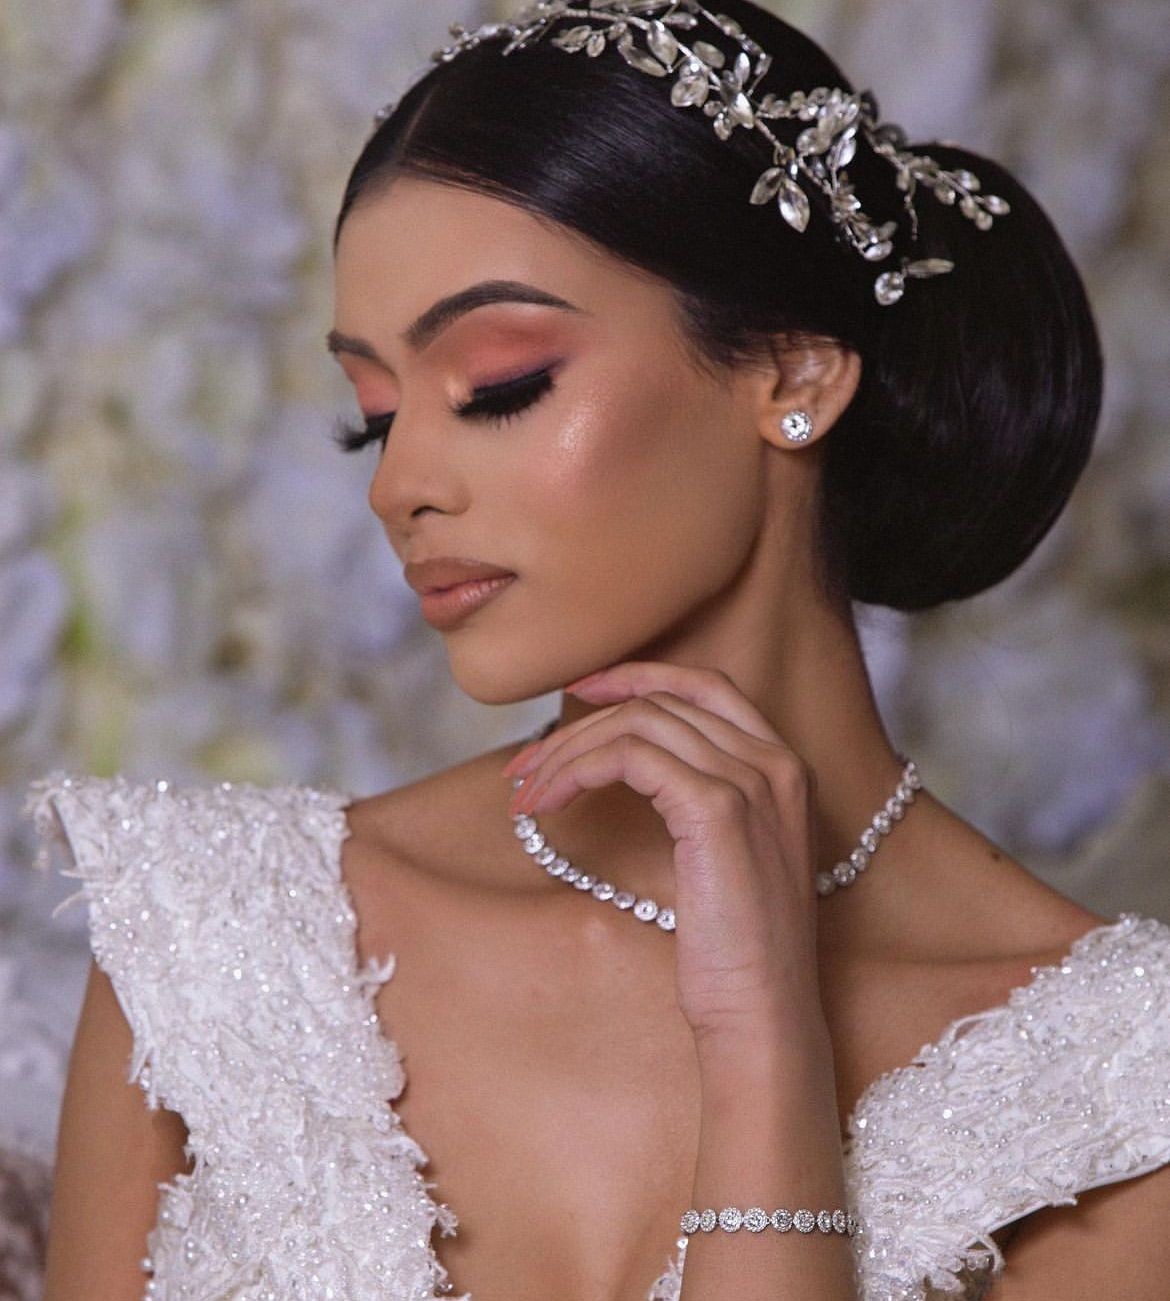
780, 410, 814, 443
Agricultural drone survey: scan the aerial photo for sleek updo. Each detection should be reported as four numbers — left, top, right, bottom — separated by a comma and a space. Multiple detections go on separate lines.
333, 0, 1103, 614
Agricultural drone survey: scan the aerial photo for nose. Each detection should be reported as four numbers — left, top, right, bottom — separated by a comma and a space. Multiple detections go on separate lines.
366, 405, 469, 530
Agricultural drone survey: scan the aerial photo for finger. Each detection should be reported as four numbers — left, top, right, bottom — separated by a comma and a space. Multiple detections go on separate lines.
513, 691, 772, 793
516, 731, 763, 849
503, 701, 625, 777
512, 691, 808, 830
566, 662, 779, 745
511, 698, 780, 834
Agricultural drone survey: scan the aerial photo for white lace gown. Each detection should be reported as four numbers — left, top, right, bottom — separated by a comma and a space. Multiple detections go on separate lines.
22, 773, 1170, 1301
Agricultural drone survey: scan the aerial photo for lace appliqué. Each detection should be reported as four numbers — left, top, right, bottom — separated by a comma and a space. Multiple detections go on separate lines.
24, 772, 466, 1301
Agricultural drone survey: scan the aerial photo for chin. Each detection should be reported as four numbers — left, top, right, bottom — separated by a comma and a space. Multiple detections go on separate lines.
443, 641, 571, 707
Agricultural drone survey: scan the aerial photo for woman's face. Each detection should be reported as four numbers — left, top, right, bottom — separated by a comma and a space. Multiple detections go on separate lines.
330, 176, 780, 704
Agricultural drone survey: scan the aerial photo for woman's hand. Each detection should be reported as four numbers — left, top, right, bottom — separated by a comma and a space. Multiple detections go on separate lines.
502, 661, 824, 1050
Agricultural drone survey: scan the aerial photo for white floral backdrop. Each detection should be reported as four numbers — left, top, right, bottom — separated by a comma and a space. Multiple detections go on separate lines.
0, 0, 1168, 1292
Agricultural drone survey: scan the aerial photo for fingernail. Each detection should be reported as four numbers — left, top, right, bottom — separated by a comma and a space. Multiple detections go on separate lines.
503, 743, 537, 775
564, 672, 603, 693
509, 776, 541, 815
509, 749, 542, 778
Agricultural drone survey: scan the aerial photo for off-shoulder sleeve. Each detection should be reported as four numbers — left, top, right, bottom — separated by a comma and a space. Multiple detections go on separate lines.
844, 912, 1170, 1299
23, 771, 465, 1298
23, 771, 183, 1107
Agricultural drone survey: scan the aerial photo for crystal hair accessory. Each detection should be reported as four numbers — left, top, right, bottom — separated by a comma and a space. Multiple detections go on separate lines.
398, 0, 1011, 307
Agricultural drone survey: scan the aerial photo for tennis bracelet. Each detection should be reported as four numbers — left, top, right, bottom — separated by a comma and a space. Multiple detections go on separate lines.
680, 1207, 860, 1236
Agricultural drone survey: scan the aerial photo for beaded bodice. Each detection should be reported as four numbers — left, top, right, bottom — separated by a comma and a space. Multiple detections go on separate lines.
24, 773, 1170, 1301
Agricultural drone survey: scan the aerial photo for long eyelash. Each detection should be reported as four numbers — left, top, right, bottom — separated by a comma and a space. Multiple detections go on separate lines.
331, 410, 394, 453
455, 366, 556, 424
331, 366, 556, 453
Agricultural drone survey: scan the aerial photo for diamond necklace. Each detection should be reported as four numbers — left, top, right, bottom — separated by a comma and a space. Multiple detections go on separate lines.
509, 720, 922, 931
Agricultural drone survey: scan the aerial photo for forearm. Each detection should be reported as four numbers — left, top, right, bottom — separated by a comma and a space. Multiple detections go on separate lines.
678, 1018, 859, 1301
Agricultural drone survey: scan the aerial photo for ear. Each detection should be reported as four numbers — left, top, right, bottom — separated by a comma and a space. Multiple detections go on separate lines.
752, 333, 862, 451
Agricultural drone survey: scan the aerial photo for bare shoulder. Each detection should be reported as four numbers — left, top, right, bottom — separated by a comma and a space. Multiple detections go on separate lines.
879, 790, 1118, 976
337, 735, 529, 953
828, 794, 1122, 1096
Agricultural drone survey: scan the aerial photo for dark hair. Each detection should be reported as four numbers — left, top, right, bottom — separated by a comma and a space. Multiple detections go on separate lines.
333, 0, 1103, 614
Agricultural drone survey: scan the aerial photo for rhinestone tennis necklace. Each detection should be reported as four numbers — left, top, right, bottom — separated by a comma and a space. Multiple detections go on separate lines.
509, 720, 921, 931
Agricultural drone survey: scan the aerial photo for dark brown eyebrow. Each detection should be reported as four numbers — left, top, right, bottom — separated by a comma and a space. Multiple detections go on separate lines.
326, 279, 586, 365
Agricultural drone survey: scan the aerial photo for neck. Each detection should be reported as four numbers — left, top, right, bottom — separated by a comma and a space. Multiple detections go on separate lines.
527, 545, 911, 910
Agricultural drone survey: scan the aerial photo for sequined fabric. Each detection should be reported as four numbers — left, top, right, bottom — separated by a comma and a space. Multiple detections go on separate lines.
23, 773, 1170, 1301
24, 773, 463, 1301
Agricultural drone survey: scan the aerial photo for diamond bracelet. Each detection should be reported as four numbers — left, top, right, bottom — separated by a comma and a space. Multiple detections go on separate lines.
680, 1206, 859, 1236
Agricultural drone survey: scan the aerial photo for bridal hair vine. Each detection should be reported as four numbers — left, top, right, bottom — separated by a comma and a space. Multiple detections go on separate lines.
375, 0, 1011, 307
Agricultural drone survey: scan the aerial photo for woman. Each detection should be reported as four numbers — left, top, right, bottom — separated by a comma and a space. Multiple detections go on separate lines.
26, 1, 1170, 1297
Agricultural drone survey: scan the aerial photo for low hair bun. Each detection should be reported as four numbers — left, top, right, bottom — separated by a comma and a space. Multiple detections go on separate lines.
820, 143, 1104, 612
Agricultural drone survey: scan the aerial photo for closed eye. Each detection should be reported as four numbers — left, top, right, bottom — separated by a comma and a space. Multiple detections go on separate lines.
331, 364, 558, 453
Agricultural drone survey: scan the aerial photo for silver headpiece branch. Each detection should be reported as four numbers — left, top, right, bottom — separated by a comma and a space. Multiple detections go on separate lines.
377, 0, 1011, 307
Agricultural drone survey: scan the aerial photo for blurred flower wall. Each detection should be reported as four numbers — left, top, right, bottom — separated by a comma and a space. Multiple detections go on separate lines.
0, 0, 1168, 1286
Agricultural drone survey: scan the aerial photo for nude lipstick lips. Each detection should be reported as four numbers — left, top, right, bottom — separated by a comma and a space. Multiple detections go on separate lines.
416, 573, 516, 629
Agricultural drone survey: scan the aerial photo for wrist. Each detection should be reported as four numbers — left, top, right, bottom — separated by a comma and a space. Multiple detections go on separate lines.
691, 1004, 835, 1083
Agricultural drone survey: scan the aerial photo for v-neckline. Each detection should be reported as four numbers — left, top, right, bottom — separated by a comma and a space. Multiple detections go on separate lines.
319, 784, 1133, 1299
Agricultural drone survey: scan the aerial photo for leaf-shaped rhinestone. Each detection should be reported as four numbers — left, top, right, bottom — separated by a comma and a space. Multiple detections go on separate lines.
691, 40, 725, 68
750, 166, 784, 205
906, 257, 954, 278
874, 271, 905, 305
551, 24, 593, 51
586, 30, 607, 55
670, 74, 709, 108
861, 240, 893, 262
828, 130, 856, 170
616, 36, 669, 76
729, 91, 753, 126
777, 178, 810, 232
646, 20, 679, 63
